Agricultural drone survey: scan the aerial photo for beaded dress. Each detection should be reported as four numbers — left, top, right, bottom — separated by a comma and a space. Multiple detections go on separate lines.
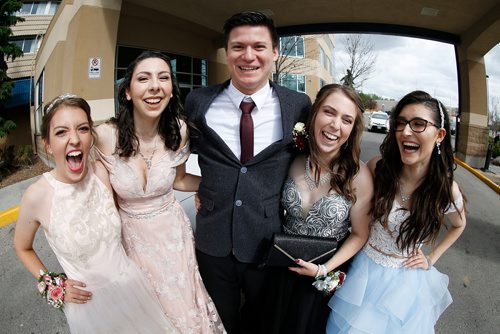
327, 196, 464, 334
266, 156, 352, 334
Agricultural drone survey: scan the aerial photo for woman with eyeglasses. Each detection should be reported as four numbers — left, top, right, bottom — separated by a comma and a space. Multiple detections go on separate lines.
326, 90, 467, 333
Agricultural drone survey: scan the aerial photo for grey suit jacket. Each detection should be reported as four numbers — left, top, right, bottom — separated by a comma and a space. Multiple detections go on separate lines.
186, 80, 311, 263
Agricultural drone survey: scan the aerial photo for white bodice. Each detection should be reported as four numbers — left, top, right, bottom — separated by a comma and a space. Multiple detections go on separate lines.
364, 196, 463, 268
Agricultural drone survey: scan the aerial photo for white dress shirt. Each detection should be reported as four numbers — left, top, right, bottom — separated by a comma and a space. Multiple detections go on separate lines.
205, 81, 282, 160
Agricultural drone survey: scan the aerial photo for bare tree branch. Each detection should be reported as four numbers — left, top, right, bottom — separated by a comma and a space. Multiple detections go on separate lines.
338, 34, 377, 89
274, 36, 315, 84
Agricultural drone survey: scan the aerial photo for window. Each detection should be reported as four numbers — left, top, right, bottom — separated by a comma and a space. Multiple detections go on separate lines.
319, 47, 325, 67
35, 70, 45, 135
278, 74, 306, 93
279, 36, 304, 58
17, 1, 60, 15
12, 36, 41, 54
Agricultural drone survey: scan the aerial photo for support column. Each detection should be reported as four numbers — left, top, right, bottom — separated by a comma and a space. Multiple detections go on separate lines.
456, 48, 490, 168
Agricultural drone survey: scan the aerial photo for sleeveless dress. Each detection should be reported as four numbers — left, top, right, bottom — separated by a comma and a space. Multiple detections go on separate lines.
266, 175, 352, 334
327, 196, 464, 334
95, 143, 224, 334
42, 166, 177, 334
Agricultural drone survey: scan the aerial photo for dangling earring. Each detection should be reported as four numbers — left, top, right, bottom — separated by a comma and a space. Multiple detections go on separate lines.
436, 141, 441, 155
343, 141, 349, 150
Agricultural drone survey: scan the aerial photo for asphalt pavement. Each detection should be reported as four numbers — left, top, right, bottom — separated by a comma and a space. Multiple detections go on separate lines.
0, 133, 499, 334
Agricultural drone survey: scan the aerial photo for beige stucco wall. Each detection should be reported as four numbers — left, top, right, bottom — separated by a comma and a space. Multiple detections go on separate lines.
35, 0, 122, 122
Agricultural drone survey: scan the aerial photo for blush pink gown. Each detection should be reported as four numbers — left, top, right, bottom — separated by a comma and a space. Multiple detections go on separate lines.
96, 144, 224, 334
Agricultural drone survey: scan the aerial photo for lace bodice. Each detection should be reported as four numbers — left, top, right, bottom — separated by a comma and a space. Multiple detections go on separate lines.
95, 144, 189, 219
364, 196, 464, 268
43, 166, 127, 288
281, 177, 351, 241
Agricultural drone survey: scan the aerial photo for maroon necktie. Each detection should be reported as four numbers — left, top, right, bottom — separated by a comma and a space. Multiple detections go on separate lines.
240, 99, 256, 164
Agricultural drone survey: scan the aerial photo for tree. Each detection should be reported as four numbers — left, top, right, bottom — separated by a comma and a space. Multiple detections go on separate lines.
1, 0, 24, 102
337, 34, 377, 89
273, 35, 314, 86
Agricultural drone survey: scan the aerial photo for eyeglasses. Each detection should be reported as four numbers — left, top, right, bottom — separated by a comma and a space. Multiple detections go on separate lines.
394, 117, 439, 133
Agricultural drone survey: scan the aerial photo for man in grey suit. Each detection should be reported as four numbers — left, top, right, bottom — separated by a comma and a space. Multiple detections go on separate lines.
185, 11, 311, 333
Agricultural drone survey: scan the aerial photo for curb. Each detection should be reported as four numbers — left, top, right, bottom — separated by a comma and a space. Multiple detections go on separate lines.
0, 205, 19, 228
454, 157, 500, 194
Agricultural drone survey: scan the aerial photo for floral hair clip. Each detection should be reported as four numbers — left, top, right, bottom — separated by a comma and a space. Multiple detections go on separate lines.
292, 122, 308, 151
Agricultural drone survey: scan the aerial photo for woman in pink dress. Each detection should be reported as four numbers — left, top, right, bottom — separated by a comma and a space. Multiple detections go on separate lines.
95, 51, 224, 333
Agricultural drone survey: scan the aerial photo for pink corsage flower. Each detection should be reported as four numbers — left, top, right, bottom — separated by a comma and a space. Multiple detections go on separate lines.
37, 270, 67, 311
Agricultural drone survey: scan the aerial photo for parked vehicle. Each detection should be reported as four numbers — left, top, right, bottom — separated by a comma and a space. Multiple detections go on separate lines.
450, 117, 456, 135
368, 111, 390, 133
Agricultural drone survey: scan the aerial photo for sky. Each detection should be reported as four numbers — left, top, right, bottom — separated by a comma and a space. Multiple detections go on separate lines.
333, 33, 500, 113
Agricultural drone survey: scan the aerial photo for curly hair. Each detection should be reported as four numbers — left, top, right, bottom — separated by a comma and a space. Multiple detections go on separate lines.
372, 90, 464, 252
111, 50, 186, 157
306, 84, 365, 203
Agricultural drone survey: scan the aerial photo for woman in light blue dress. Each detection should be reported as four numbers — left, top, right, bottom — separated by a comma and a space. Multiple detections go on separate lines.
327, 91, 467, 333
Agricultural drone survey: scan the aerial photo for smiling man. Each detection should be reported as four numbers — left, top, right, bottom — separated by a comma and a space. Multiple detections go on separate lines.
185, 11, 311, 333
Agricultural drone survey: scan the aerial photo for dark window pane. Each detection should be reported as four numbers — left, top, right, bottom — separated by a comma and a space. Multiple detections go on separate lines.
192, 75, 202, 85
176, 73, 191, 84
175, 55, 191, 73
193, 59, 202, 74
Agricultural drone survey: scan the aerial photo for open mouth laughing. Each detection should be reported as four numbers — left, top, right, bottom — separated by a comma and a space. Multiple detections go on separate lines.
66, 150, 84, 172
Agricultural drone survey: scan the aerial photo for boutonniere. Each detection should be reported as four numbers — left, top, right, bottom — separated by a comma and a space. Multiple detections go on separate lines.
292, 122, 308, 151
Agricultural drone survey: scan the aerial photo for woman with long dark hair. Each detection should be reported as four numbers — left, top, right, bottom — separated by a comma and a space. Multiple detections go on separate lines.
327, 91, 467, 333
95, 51, 224, 333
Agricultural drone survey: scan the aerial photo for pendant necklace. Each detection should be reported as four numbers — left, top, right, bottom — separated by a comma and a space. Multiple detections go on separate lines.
399, 181, 411, 203
138, 135, 158, 170
304, 157, 331, 191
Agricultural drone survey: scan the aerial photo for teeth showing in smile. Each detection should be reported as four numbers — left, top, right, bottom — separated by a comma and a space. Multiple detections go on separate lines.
402, 141, 419, 151
145, 98, 161, 104
239, 66, 259, 71
322, 131, 338, 141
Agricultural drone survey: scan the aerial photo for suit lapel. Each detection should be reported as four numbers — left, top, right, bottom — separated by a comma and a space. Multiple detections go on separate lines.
198, 81, 240, 163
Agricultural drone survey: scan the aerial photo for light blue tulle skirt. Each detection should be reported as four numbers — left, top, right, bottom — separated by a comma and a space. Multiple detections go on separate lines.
327, 251, 452, 334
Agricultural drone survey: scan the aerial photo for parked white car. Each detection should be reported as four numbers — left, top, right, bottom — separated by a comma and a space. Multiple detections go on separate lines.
367, 111, 390, 133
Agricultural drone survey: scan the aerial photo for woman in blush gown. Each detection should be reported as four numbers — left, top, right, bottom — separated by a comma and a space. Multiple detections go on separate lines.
95, 51, 224, 334
14, 95, 177, 334
267, 84, 373, 334
327, 91, 467, 333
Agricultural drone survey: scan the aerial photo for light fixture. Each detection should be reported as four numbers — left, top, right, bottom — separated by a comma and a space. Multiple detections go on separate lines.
420, 7, 439, 16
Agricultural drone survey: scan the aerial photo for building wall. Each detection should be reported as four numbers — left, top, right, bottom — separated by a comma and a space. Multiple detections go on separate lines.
2, 5, 56, 150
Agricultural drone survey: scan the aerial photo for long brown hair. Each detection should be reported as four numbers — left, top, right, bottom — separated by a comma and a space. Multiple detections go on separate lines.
307, 84, 364, 203
372, 90, 465, 251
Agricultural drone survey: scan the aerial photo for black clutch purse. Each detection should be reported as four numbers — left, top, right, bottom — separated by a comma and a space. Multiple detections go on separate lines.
261, 233, 342, 267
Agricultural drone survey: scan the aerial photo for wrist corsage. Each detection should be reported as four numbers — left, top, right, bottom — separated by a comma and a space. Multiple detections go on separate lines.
292, 122, 308, 151
312, 269, 346, 296
37, 270, 67, 310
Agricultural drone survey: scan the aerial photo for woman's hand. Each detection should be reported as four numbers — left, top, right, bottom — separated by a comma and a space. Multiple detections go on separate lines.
288, 259, 318, 277
64, 279, 92, 304
403, 249, 431, 270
